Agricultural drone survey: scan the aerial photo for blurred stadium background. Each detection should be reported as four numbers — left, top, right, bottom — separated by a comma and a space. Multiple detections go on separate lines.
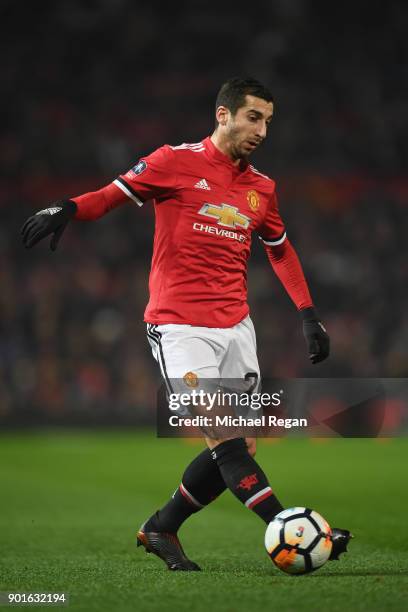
1, 0, 407, 426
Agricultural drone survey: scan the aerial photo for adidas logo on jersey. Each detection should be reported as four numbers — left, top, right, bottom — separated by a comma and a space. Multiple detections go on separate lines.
194, 178, 211, 190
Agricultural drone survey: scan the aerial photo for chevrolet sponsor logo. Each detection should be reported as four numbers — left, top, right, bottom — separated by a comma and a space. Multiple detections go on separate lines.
193, 222, 246, 242
198, 203, 251, 229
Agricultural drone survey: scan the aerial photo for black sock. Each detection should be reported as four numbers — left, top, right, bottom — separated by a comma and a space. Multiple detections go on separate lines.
144, 448, 227, 533
212, 438, 283, 524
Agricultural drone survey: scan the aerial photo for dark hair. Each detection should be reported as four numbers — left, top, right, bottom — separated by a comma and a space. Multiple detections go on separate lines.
215, 77, 274, 115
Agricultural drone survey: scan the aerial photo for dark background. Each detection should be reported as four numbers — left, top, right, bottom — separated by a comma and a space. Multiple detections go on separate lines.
1, 0, 407, 424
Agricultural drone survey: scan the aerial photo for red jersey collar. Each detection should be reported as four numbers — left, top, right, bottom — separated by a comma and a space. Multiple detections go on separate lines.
203, 136, 249, 172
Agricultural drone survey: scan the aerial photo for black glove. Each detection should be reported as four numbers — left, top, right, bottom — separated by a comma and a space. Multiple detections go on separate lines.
21, 200, 77, 251
301, 307, 330, 364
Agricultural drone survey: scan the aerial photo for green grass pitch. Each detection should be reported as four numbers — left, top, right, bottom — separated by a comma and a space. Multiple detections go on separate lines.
0, 431, 407, 611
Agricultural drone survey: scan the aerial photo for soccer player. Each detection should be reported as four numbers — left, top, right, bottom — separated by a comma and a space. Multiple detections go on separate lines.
21, 77, 352, 570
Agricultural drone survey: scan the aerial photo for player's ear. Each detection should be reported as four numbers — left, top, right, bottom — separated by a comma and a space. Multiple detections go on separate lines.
216, 105, 229, 127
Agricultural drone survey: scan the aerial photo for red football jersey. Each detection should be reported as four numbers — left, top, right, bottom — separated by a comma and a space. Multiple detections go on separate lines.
113, 137, 286, 328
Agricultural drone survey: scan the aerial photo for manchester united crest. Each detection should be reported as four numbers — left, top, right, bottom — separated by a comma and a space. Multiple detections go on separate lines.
247, 190, 260, 212
183, 371, 199, 388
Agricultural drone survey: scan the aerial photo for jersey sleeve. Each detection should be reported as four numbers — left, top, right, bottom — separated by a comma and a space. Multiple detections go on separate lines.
263, 238, 313, 311
258, 191, 312, 310
256, 191, 287, 246
113, 145, 177, 206
72, 182, 129, 220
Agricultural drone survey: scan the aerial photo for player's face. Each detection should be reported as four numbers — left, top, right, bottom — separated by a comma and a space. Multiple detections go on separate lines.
223, 95, 273, 160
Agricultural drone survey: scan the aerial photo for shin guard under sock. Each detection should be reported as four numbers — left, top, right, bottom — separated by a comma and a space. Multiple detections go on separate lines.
211, 438, 283, 524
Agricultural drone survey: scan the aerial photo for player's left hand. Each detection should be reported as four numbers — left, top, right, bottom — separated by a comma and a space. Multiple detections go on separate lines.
301, 307, 330, 364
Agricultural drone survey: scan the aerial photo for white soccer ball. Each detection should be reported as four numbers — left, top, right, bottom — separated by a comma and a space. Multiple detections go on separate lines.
265, 507, 333, 574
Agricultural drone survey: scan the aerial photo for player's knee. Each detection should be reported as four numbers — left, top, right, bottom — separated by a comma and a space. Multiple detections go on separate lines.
205, 436, 256, 457
246, 438, 257, 457
248, 445, 256, 457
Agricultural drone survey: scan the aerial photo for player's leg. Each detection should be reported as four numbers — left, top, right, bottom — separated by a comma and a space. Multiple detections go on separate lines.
143, 437, 258, 535
142, 446, 226, 534
138, 324, 228, 570
211, 317, 284, 523
215, 317, 352, 559
137, 444, 228, 571
206, 435, 283, 523
144, 324, 228, 531
206, 435, 352, 559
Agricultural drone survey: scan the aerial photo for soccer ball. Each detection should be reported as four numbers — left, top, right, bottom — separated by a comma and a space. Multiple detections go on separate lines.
265, 507, 333, 575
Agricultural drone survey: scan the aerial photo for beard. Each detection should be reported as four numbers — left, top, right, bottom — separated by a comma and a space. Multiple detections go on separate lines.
226, 123, 261, 160
227, 127, 250, 161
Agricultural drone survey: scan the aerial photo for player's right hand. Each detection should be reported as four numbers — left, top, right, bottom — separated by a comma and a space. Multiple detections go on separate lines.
21, 200, 77, 251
